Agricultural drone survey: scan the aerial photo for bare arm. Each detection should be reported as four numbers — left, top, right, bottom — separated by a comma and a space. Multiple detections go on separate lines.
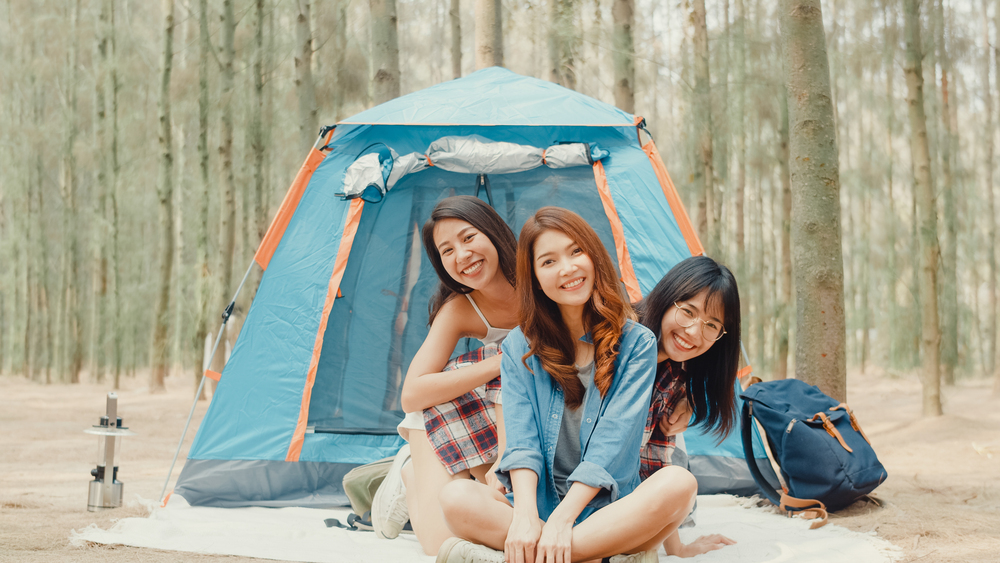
535, 481, 600, 563
399, 299, 501, 412
663, 529, 736, 558
486, 403, 507, 492
506, 469, 543, 563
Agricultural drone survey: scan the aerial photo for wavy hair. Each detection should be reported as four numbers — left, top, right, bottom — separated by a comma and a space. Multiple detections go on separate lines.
516, 207, 635, 409
638, 256, 741, 440
422, 196, 518, 324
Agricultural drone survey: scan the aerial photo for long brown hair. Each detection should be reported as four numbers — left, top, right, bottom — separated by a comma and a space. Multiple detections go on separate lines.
516, 207, 635, 409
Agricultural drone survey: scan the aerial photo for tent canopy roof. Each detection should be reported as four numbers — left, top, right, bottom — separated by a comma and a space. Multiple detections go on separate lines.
340, 67, 635, 127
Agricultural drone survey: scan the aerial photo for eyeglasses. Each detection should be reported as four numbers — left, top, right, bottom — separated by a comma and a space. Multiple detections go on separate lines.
673, 302, 726, 342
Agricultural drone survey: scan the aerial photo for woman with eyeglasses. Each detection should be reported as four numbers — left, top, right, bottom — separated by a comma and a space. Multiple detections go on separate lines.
636, 255, 741, 557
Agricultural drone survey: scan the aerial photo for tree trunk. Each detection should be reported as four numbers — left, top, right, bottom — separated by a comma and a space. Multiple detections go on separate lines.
611, 0, 635, 113
548, 0, 576, 90
884, 0, 899, 370
903, 0, 943, 416
108, 0, 122, 389
371, 0, 401, 104
692, 0, 715, 257
450, 0, 462, 79
475, 0, 503, 69
982, 0, 998, 385
994, 0, 1000, 394
776, 86, 792, 380
151, 0, 175, 393
780, 0, 847, 401
90, 0, 111, 383
192, 0, 211, 398
937, 0, 958, 384
734, 0, 747, 333
295, 0, 318, 154
60, 0, 83, 384
212, 0, 237, 379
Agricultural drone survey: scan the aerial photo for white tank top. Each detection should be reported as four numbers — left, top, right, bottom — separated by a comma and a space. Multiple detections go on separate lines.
465, 293, 513, 346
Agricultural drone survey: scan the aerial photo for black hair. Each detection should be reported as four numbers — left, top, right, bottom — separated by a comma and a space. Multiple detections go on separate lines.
422, 196, 517, 323
638, 255, 741, 441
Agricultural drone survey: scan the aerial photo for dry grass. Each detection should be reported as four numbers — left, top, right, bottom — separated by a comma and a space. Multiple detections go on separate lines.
1, 367, 998, 562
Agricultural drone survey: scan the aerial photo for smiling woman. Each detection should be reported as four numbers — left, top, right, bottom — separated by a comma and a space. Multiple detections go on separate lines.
435, 207, 705, 563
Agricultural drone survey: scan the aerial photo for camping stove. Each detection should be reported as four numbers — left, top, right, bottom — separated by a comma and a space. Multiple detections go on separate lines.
84, 392, 135, 511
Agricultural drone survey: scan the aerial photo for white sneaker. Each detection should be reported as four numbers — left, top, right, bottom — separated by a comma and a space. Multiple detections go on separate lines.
609, 549, 659, 563
371, 443, 410, 539
436, 537, 505, 563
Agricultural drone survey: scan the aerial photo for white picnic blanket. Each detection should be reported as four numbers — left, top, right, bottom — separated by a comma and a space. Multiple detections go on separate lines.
71, 494, 902, 563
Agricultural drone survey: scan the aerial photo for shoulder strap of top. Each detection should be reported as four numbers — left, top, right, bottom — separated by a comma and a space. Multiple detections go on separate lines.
464, 293, 494, 329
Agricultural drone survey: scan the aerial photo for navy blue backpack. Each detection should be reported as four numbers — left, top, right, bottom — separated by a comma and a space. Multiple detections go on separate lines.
740, 379, 888, 528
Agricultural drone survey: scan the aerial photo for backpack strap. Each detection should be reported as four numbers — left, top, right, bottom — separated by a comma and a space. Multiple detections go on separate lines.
741, 400, 829, 529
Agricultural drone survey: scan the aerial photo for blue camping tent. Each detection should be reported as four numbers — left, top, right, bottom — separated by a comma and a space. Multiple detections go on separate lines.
171, 67, 771, 507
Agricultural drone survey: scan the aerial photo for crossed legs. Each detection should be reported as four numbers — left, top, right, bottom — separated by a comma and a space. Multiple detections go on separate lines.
438, 465, 698, 562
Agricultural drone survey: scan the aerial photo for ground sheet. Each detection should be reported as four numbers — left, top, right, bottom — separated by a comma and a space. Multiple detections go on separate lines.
70, 494, 901, 563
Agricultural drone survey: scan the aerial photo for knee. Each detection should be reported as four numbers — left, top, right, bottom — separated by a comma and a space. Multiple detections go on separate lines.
439, 479, 480, 521
647, 466, 698, 513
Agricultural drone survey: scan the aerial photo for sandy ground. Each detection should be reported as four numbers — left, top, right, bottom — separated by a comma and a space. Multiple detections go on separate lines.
1, 368, 998, 563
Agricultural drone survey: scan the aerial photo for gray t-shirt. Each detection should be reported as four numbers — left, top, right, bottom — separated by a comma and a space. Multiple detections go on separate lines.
552, 361, 595, 499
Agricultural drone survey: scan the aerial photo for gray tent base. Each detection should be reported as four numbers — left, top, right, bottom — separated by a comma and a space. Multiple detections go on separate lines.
689, 455, 781, 497
173, 459, 353, 508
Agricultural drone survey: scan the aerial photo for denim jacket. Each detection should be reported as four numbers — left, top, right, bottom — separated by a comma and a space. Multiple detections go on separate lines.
496, 319, 657, 523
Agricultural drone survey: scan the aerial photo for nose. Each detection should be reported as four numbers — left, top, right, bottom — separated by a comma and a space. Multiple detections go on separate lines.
558, 257, 577, 276
684, 322, 701, 339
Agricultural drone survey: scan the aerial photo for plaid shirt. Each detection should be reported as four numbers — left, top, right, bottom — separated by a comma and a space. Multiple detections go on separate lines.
640, 361, 688, 480
423, 344, 502, 475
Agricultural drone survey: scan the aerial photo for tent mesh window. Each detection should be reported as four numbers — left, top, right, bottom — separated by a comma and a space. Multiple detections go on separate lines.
307, 165, 619, 433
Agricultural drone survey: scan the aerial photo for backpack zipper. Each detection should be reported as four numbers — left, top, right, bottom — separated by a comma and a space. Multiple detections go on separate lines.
786, 419, 797, 434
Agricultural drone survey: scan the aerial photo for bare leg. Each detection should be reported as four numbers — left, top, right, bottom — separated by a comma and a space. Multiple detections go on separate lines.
406, 428, 473, 555
441, 466, 697, 562
439, 479, 515, 550
570, 466, 698, 560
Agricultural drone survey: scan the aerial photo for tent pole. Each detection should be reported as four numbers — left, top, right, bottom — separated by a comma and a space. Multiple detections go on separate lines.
159, 260, 257, 503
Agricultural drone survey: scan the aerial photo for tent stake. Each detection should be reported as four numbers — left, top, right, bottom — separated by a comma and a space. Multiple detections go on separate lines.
160, 260, 257, 503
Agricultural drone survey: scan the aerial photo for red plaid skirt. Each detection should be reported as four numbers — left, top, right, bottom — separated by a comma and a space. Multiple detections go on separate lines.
640, 361, 688, 480
423, 344, 502, 475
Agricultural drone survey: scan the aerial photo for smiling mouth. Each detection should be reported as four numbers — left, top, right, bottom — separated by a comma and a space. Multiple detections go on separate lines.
673, 333, 695, 351
561, 277, 585, 290
462, 260, 484, 276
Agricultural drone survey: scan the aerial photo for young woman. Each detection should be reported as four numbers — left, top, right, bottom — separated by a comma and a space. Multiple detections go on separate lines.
436, 207, 699, 563
371, 196, 519, 556
638, 255, 742, 557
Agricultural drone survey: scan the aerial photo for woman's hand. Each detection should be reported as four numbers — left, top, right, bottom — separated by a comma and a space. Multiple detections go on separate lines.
664, 534, 736, 558
504, 511, 542, 563
485, 463, 508, 494
658, 396, 691, 436
534, 517, 574, 563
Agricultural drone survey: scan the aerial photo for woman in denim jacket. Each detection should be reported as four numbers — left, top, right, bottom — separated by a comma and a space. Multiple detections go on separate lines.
437, 207, 699, 563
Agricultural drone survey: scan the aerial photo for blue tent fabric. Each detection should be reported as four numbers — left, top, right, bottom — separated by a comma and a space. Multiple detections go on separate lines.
174, 67, 759, 508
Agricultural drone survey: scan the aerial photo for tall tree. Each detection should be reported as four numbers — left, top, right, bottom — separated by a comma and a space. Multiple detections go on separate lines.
994, 0, 1000, 394
212, 0, 237, 379
193, 0, 212, 397
904, 0, 943, 415
548, 0, 576, 89
612, 0, 635, 113
780, 0, 847, 400
371, 0, 401, 104
60, 0, 84, 384
450, 0, 462, 78
151, 0, 176, 393
937, 0, 958, 384
295, 0, 318, 154
981, 0, 997, 384
692, 0, 716, 257
776, 86, 792, 380
107, 0, 122, 389
475, 0, 503, 69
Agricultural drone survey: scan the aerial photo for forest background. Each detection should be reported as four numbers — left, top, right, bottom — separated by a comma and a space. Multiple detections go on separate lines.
1, 0, 999, 414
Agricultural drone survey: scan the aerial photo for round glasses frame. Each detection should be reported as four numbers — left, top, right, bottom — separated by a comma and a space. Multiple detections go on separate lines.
673, 302, 727, 342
